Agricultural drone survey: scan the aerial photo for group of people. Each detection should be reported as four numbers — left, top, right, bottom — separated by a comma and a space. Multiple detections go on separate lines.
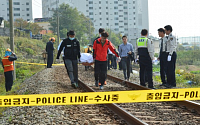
1, 24, 176, 92
45, 25, 177, 90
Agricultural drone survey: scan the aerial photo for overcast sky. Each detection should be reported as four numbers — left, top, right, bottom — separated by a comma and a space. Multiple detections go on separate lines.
33, 0, 200, 37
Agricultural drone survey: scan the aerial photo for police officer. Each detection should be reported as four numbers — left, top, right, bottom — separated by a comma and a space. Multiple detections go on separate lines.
1, 48, 17, 92
56, 30, 81, 88
164, 25, 177, 88
135, 29, 155, 89
46, 37, 55, 68
157, 28, 168, 86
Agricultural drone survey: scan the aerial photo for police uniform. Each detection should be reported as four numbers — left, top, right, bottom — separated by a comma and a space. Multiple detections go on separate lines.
165, 33, 177, 87
158, 36, 168, 85
135, 36, 154, 88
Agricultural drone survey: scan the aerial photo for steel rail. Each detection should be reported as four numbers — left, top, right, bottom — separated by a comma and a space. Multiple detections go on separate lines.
78, 79, 148, 125
107, 74, 200, 114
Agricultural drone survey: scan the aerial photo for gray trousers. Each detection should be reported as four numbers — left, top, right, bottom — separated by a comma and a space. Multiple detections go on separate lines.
65, 59, 78, 84
121, 57, 131, 79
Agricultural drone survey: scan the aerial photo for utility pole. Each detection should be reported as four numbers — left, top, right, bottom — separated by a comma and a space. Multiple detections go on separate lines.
89, 20, 91, 43
56, 0, 59, 45
9, 0, 16, 80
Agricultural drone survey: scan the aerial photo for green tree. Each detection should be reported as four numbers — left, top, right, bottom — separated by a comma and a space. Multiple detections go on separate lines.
49, 4, 94, 45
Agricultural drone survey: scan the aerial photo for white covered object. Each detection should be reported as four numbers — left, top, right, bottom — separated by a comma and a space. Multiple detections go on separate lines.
80, 53, 93, 63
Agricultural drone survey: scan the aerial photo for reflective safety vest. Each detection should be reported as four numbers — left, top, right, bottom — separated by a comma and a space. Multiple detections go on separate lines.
136, 37, 148, 48
2, 56, 14, 72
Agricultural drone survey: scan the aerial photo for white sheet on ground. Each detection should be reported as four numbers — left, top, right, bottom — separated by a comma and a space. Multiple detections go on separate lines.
80, 53, 94, 63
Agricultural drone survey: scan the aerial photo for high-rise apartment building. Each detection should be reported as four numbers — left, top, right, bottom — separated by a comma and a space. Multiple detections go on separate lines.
0, 0, 33, 21
42, 0, 73, 18
42, 0, 149, 43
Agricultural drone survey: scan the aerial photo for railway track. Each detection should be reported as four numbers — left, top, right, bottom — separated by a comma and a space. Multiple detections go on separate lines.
78, 65, 200, 125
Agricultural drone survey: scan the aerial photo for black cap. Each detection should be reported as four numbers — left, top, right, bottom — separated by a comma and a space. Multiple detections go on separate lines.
68, 30, 75, 35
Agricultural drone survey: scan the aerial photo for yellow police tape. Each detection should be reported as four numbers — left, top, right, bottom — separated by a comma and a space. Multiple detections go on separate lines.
0, 88, 200, 107
15, 61, 64, 66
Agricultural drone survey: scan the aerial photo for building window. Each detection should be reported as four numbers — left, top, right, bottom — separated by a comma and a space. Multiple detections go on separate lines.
26, 8, 29, 11
119, 10, 123, 12
89, 12, 93, 15
106, 1, 108, 4
99, 12, 101, 15
89, 7, 93, 9
134, 23, 136, 25
27, 19, 30, 21
124, 17, 128, 20
119, 15, 123, 17
119, 20, 123, 23
124, 12, 128, 15
106, 12, 108, 15
106, 7, 108, 9
89, 1, 93, 4
114, 12, 118, 15
133, 7, 135, 9
133, 1, 135, 4
124, 23, 128, 25
100, 23, 102, 26
99, 7, 101, 9
14, 13, 20, 16
133, 12, 135, 14
100, 18, 102, 20
26, 2, 29, 5
106, 18, 109, 20
115, 23, 119, 26
123, 6, 127, 9
114, 7, 118, 9
99, 1, 101, 4
107, 23, 109, 26
13, 2, 20, 5
125, 28, 128, 31
114, 1, 118, 4
123, 1, 127, 4
27, 14, 30, 16
114, 17, 118, 20
115, 28, 119, 31
14, 8, 20, 11
134, 17, 135, 20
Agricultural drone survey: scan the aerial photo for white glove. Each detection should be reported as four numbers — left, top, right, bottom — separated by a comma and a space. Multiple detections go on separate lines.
56, 59, 60, 63
167, 55, 172, 61
117, 57, 121, 63
135, 59, 138, 64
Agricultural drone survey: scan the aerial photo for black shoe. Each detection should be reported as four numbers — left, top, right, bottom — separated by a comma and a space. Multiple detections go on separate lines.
160, 83, 167, 87
141, 84, 146, 87
168, 84, 176, 88
149, 86, 156, 89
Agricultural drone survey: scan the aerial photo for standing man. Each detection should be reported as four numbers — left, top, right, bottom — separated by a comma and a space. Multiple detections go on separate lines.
1, 48, 17, 92
164, 25, 177, 88
119, 35, 134, 81
93, 32, 120, 90
56, 30, 81, 88
158, 28, 168, 86
46, 37, 55, 68
135, 29, 155, 89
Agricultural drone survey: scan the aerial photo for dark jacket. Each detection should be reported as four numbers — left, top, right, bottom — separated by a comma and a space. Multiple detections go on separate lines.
57, 38, 80, 60
46, 41, 54, 54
